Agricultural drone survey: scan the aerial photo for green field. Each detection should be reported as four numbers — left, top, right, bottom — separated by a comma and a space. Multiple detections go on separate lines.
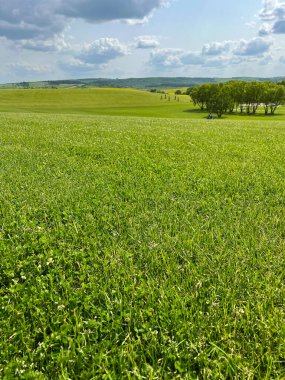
1, 89, 285, 379
1, 88, 285, 119
0, 88, 190, 119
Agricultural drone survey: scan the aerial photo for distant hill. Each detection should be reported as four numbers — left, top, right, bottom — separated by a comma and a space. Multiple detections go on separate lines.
1, 76, 285, 90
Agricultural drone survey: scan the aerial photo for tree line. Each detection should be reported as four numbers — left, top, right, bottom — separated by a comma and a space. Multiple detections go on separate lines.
189, 81, 285, 118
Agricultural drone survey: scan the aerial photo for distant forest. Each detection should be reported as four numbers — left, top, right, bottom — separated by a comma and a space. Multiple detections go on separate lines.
1, 76, 285, 90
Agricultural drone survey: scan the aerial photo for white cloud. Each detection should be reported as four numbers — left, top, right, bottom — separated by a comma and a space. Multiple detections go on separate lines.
259, 23, 273, 35
149, 35, 274, 71
202, 41, 232, 56
78, 38, 129, 65
259, 0, 285, 34
15, 34, 72, 52
150, 48, 215, 69
233, 37, 273, 56
259, 54, 273, 65
149, 48, 184, 68
203, 56, 230, 67
134, 36, 159, 49
180, 52, 205, 65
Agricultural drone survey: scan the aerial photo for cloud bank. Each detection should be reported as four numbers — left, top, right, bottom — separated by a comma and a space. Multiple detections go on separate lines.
149, 37, 273, 70
57, 0, 169, 23
259, 0, 285, 34
0, 0, 170, 41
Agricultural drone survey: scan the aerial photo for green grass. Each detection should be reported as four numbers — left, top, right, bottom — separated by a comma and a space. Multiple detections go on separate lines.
1, 110, 285, 378
0, 88, 189, 117
1, 87, 285, 119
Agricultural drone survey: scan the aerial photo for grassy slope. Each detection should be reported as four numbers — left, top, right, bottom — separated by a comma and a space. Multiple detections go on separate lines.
0, 87, 285, 119
1, 112, 285, 378
0, 88, 187, 116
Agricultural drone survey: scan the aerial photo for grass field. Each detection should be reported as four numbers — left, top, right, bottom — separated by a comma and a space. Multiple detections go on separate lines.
1, 89, 285, 378
1, 87, 285, 120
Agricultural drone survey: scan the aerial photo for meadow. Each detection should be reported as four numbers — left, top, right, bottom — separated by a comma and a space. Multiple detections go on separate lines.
1, 87, 285, 119
1, 89, 285, 379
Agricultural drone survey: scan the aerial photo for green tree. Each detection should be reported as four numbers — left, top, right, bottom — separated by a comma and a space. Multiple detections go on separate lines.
245, 82, 265, 114
190, 84, 212, 110
185, 87, 193, 95
189, 80, 284, 118
225, 81, 243, 113
268, 85, 285, 114
206, 84, 233, 118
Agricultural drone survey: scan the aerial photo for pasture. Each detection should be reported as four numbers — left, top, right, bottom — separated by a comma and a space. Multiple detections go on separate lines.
1, 89, 285, 379
1, 87, 285, 119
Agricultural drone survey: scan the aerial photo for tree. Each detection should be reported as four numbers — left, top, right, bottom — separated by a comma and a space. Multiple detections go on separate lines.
190, 84, 212, 110
244, 82, 265, 114
185, 87, 193, 95
18, 82, 30, 89
225, 81, 241, 112
190, 80, 284, 118
268, 85, 285, 114
263, 84, 274, 115
206, 84, 233, 118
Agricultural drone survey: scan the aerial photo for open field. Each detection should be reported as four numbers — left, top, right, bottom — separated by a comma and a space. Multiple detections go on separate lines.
1, 105, 285, 378
1, 88, 285, 120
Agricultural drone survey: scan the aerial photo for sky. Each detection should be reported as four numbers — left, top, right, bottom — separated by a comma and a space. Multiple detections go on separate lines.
0, 0, 285, 82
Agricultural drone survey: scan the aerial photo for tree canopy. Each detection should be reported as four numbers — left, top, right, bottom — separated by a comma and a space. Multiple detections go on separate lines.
190, 81, 285, 118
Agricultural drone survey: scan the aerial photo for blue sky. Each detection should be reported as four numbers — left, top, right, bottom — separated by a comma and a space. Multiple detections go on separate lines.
0, 0, 285, 82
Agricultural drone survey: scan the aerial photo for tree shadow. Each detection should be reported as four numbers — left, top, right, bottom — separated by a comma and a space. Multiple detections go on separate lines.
183, 108, 206, 114
234, 112, 283, 118
183, 108, 284, 119
183, 108, 225, 119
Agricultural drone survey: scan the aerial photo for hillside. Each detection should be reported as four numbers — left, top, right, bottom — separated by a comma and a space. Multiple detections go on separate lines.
1, 76, 285, 90
1, 87, 285, 120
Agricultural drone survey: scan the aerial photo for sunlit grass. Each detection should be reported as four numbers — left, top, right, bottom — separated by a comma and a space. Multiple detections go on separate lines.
1, 112, 285, 378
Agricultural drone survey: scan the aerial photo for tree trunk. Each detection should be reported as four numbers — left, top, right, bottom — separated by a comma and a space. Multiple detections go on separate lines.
252, 104, 258, 114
